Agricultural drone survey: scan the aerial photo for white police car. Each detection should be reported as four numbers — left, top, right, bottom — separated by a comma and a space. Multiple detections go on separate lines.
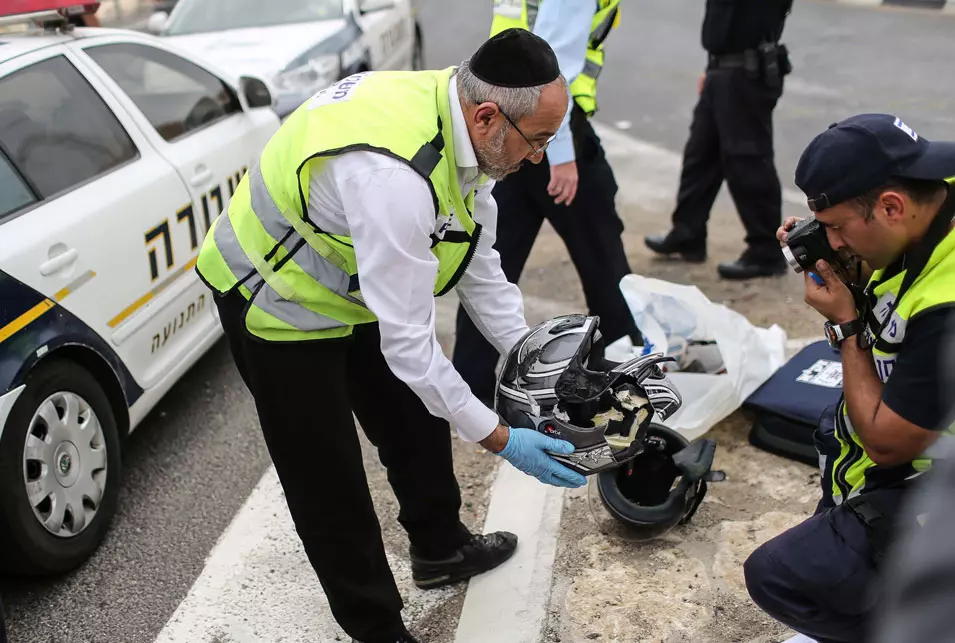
146, 0, 423, 118
0, 5, 280, 576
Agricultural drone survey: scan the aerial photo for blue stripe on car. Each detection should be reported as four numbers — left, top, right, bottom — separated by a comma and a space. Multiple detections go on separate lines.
0, 270, 144, 413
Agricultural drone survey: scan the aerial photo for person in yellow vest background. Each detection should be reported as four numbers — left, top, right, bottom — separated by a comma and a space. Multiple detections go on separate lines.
452, 0, 644, 405
743, 114, 955, 643
195, 29, 588, 643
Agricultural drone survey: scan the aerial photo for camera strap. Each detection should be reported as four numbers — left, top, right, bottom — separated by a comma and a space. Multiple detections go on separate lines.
864, 185, 955, 340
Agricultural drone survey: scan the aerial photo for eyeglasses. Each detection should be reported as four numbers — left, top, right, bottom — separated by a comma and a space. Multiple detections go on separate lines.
499, 109, 556, 157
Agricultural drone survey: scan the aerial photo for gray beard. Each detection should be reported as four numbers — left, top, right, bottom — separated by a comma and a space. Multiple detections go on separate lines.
477, 160, 513, 181
474, 127, 517, 181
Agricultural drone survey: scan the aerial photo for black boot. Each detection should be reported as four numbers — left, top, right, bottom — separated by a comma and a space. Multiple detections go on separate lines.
644, 229, 706, 263
410, 531, 518, 590
717, 252, 787, 280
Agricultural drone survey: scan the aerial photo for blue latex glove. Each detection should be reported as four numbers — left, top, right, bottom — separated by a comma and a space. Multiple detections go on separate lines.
498, 427, 587, 488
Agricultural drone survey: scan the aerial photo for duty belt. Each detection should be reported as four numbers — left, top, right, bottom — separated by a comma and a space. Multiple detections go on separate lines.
707, 50, 758, 70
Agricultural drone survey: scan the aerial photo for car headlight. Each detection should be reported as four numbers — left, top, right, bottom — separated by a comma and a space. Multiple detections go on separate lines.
273, 55, 341, 94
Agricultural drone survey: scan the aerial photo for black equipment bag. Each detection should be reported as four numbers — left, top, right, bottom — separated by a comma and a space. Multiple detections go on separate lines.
743, 340, 844, 465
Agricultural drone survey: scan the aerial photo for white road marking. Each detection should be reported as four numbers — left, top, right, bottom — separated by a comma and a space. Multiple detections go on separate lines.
153, 467, 456, 643
453, 463, 565, 643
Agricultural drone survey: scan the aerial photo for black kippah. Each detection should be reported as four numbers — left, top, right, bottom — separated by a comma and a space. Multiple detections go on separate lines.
469, 28, 560, 88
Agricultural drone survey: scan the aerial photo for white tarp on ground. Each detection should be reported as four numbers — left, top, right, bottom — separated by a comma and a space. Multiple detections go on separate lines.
607, 274, 788, 441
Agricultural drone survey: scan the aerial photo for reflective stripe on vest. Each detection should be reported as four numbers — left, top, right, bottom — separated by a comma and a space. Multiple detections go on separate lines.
196, 68, 483, 341
828, 411, 955, 505
209, 162, 366, 331
490, 0, 620, 115
581, 58, 602, 81
825, 183, 955, 501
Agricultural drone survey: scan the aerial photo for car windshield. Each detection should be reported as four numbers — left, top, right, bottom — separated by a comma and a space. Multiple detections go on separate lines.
164, 0, 344, 35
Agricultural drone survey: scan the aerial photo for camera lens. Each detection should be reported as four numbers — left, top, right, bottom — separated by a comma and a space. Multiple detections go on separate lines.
781, 245, 804, 273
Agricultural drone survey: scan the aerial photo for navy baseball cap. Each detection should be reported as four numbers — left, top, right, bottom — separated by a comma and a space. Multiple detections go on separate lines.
795, 113, 955, 212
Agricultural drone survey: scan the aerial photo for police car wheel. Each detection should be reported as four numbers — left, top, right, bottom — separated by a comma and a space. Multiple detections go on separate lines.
0, 360, 121, 576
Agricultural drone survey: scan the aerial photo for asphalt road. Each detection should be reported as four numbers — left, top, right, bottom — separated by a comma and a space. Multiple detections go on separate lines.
1, 341, 273, 643
3, 1, 954, 642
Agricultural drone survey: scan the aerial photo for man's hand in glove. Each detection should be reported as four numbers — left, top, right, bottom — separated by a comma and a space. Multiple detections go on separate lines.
480, 424, 586, 488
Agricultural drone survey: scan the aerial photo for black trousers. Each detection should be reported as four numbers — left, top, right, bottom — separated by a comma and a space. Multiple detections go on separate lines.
744, 501, 879, 643
670, 67, 784, 262
453, 107, 640, 403
215, 290, 471, 643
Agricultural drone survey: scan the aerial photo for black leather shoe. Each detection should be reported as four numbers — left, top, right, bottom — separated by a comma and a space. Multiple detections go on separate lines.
644, 231, 706, 263
717, 256, 788, 280
410, 531, 518, 590
352, 631, 419, 643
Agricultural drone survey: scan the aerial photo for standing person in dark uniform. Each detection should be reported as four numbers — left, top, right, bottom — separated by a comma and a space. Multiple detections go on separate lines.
453, 0, 644, 406
645, 0, 793, 280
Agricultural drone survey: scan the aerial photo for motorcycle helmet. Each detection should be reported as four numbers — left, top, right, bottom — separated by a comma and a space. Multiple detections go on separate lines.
495, 314, 683, 476
595, 423, 722, 541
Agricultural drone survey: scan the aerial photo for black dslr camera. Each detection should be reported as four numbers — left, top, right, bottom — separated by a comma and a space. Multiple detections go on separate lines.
781, 216, 840, 274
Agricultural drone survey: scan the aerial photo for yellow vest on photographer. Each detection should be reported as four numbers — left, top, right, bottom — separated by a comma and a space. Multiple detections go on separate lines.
196, 68, 485, 341
490, 0, 620, 116
822, 178, 955, 504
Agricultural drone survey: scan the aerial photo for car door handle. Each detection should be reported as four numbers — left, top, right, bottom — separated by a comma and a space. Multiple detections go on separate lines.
39, 248, 78, 276
190, 168, 213, 187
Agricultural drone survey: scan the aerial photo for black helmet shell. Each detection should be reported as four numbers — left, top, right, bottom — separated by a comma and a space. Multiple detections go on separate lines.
596, 423, 715, 540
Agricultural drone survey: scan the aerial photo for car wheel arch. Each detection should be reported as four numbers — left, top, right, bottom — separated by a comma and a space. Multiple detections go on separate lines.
21, 345, 131, 441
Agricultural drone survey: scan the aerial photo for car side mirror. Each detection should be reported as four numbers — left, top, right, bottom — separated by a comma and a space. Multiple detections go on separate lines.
240, 76, 274, 109
359, 0, 395, 13
145, 11, 169, 34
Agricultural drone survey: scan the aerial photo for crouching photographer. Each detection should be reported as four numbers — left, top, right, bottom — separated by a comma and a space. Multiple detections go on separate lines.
743, 113, 955, 643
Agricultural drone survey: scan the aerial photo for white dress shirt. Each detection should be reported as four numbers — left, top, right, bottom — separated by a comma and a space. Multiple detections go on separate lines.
305, 74, 529, 442
533, 0, 598, 166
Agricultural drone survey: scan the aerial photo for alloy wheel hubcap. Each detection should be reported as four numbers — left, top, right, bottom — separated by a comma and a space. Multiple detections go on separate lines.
22, 391, 108, 537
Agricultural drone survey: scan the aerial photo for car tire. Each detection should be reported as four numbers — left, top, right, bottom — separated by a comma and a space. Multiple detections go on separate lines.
0, 360, 122, 576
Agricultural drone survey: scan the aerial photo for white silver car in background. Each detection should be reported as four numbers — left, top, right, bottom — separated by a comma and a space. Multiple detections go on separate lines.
146, 0, 423, 118
0, 3, 280, 577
